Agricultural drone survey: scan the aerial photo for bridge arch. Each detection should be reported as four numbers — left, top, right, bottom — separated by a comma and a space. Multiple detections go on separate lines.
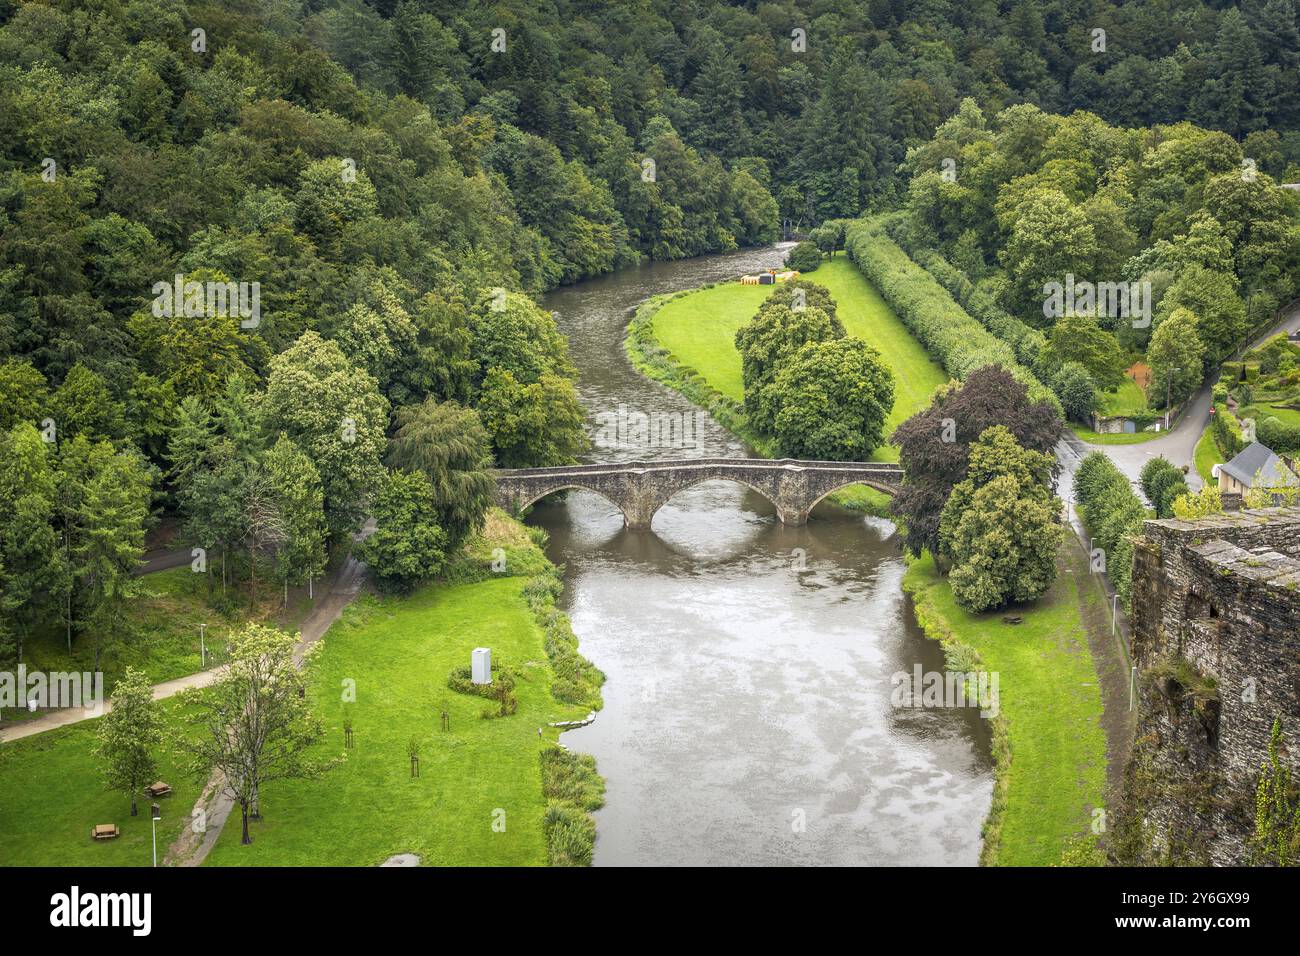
645, 474, 785, 525
804, 477, 900, 518
503, 482, 626, 519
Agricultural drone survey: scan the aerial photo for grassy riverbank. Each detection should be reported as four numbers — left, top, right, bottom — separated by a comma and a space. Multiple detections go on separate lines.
903, 544, 1108, 866
0, 513, 604, 867
646, 258, 948, 462
625, 257, 946, 515
206, 512, 602, 866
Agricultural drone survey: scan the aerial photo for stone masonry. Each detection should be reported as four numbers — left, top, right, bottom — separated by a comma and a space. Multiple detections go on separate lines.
493, 458, 904, 530
1127, 506, 1300, 864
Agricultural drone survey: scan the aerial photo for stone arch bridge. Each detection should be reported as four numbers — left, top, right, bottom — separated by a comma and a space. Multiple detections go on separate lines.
493, 458, 904, 530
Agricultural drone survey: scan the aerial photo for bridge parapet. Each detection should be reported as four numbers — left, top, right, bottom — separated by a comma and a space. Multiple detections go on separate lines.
493, 458, 903, 530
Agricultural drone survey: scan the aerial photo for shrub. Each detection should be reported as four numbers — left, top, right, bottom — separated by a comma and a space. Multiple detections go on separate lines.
1172, 486, 1224, 519
1258, 416, 1300, 453
785, 241, 821, 272
1140, 458, 1189, 517
1212, 403, 1246, 459
540, 746, 605, 866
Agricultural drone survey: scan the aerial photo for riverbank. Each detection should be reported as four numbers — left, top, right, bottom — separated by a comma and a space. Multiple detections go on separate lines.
623, 257, 946, 515
0, 512, 604, 867
904, 546, 1109, 865
203, 510, 603, 866
621, 246, 1111, 865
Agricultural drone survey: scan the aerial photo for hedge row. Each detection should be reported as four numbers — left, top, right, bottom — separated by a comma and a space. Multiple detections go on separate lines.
1074, 452, 1149, 609
1139, 457, 1190, 519
1212, 402, 1246, 459
911, 248, 1047, 369
845, 218, 1061, 415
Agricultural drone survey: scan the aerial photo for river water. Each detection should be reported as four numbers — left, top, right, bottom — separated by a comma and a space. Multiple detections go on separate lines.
533, 246, 993, 866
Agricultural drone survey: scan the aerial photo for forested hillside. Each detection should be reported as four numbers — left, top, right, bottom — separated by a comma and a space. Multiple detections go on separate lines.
1, 0, 1299, 668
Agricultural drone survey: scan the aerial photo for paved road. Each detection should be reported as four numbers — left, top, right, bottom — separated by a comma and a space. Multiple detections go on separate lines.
1063, 302, 1300, 495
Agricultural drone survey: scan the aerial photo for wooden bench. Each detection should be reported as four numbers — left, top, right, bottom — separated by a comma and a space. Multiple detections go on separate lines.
145, 781, 172, 798
92, 824, 119, 840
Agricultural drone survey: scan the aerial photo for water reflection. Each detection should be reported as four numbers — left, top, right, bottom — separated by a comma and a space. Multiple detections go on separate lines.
532, 249, 994, 865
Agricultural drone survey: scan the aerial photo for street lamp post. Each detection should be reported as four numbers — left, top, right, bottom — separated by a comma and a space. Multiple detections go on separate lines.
1165, 367, 1181, 431
151, 802, 161, 867
199, 623, 207, 668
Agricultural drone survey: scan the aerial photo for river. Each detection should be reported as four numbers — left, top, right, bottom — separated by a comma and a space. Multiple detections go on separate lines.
533, 246, 994, 866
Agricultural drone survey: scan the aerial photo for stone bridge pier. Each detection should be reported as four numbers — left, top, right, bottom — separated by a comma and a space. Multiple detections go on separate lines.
493, 458, 904, 530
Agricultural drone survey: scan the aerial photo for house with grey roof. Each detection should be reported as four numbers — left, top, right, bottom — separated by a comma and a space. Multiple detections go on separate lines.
1216, 441, 1300, 497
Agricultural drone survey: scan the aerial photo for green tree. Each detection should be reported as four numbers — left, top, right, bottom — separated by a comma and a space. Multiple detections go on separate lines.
264, 332, 389, 540
769, 339, 895, 461
892, 366, 1063, 559
1156, 265, 1245, 369
1147, 307, 1205, 409
95, 667, 161, 817
735, 303, 841, 432
48, 364, 126, 443
0, 423, 60, 663
468, 290, 574, 387
387, 398, 494, 550
0, 360, 49, 431
1036, 313, 1127, 391
176, 623, 333, 845
939, 426, 1063, 611
265, 436, 327, 603
1050, 362, 1099, 424
357, 468, 449, 594
477, 368, 587, 468
1000, 187, 1097, 318
55, 437, 151, 667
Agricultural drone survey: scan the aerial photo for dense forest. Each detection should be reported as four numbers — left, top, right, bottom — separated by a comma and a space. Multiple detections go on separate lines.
2, 0, 1300, 667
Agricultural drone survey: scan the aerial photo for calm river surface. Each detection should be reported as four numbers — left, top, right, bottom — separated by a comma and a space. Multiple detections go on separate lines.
534, 247, 993, 866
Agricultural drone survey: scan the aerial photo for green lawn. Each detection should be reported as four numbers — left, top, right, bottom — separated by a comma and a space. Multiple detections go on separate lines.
1099, 377, 1150, 417
903, 546, 1108, 866
1239, 403, 1300, 429
1071, 427, 1162, 446
651, 257, 948, 461
1194, 426, 1225, 486
203, 574, 588, 866
0, 698, 207, 865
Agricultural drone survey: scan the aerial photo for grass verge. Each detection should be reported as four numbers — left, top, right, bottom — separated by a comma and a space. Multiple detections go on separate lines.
1194, 425, 1225, 486
902, 544, 1108, 866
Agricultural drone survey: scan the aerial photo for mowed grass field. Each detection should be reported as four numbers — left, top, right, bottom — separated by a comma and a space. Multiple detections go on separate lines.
0, 698, 206, 866
651, 257, 948, 461
904, 546, 1108, 866
204, 574, 587, 866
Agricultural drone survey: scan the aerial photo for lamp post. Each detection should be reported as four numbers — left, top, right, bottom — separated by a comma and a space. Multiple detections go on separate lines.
151, 802, 161, 867
1165, 367, 1181, 431
199, 623, 207, 668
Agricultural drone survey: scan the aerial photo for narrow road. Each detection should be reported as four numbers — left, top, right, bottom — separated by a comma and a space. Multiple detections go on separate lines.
1063, 301, 1300, 493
